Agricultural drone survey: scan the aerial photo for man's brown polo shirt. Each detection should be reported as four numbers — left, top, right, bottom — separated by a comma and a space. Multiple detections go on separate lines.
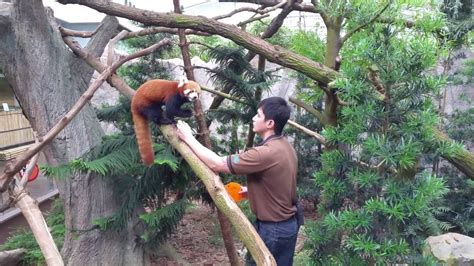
226, 135, 298, 222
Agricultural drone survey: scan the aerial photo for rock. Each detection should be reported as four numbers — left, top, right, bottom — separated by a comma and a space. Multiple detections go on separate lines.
425, 233, 474, 265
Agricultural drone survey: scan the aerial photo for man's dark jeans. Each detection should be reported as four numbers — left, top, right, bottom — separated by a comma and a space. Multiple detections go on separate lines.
247, 216, 299, 266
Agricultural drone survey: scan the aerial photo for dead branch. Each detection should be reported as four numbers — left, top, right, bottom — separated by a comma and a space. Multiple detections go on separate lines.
212, 7, 263, 20
61, 33, 171, 98
260, 0, 288, 13
201, 86, 246, 105
237, 14, 270, 27
287, 120, 326, 143
59, 26, 96, 38
188, 41, 214, 50
289, 97, 326, 125
108, 30, 129, 66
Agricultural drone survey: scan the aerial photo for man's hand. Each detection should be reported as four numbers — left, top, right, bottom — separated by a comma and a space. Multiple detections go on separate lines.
238, 186, 248, 199
177, 120, 194, 142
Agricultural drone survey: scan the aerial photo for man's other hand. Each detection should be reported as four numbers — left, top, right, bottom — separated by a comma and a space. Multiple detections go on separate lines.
238, 186, 248, 199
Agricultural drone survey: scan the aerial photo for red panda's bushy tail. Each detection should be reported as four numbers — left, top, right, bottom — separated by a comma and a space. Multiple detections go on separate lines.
132, 112, 154, 166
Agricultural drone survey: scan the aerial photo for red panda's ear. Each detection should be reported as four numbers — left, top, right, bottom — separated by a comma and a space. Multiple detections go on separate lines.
178, 76, 188, 88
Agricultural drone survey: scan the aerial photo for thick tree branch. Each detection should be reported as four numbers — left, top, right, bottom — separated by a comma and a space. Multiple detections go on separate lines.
57, 0, 339, 86
60, 26, 211, 39
124, 27, 211, 38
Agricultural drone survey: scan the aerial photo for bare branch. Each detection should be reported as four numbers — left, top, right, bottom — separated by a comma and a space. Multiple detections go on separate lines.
218, 0, 320, 13
289, 97, 326, 125
108, 30, 128, 66
261, 0, 288, 13
212, 7, 263, 20
287, 120, 326, 143
201, 86, 247, 105
188, 41, 214, 50
237, 13, 270, 27
61, 33, 171, 98
59, 26, 96, 38
341, 1, 391, 44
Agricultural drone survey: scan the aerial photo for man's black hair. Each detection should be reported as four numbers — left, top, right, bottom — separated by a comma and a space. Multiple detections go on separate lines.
258, 97, 291, 135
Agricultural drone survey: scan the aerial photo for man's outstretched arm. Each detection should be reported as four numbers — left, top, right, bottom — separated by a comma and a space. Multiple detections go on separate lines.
176, 120, 231, 174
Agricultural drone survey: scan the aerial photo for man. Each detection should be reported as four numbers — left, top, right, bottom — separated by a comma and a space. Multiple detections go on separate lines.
177, 97, 299, 265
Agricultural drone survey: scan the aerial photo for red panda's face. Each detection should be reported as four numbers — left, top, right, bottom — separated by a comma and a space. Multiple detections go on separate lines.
182, 81, 201, 102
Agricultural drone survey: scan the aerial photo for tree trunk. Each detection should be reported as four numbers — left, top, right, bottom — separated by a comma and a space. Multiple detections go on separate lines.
0, 1, 149, 264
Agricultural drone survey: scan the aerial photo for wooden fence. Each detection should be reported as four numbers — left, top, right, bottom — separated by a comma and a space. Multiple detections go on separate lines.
0, 110, 34, 151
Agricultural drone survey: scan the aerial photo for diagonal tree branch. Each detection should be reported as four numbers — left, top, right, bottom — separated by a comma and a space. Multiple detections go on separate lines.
289, 96, 327, 125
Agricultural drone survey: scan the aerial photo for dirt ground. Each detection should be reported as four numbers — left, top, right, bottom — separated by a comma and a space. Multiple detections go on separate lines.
152, 203, 246, 265
152, 200, 316, 265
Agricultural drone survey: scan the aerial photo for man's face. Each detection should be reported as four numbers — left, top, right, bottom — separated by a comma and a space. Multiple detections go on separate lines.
252, 107, 273, 134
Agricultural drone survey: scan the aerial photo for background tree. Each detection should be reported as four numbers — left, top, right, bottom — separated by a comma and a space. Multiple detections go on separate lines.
0, 1, 152, 264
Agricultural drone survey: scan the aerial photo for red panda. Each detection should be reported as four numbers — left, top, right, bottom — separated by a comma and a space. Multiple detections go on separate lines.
131, 77, 201, 166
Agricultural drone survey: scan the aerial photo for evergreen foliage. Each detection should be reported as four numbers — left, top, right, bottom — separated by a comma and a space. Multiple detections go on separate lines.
203, 45, 275, 143
297, 2, 458, 263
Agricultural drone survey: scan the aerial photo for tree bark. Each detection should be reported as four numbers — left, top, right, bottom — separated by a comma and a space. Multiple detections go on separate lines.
0, 1, 149, 265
